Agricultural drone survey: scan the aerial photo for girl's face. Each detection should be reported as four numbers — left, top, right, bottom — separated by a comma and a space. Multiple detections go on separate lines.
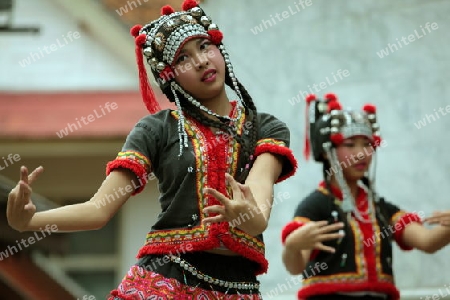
172, 38, 226, 102
335, 136, 374, 181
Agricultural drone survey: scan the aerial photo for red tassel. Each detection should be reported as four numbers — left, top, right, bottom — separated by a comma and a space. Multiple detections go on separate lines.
363, 103, 376, 114
330, 133, 344, 145
327, 100, 342, 112
303, 136, 311, 161
134, 36, 161, 114
208, 29, 223, 45
324, 93, 337, 102
130, 25, 142, 38
161, 5, 175, 15
182, 0, 198, 11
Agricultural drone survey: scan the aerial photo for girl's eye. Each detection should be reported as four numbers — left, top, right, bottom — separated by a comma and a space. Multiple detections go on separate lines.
343, 143, 355, 148
200, 41, 211, 50
175, 54, 188, 64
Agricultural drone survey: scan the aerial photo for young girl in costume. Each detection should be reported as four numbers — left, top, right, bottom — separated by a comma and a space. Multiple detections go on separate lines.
281, 93, 450, 300
6, 1, 297, 299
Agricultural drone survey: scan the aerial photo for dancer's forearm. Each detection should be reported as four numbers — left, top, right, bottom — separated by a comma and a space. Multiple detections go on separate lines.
283, 241, 310, 275
23, 169, 137, 233
402, 223, 450, 253
26, 202, 106, 232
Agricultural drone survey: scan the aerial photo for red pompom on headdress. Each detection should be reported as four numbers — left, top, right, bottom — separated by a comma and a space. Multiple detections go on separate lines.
131, 25, 161, 114
208, 29, 223, 45
135, 34, 147, 46
303, 94, 317, 161
161, 5, 175, 15
330, 133, 344, 145
305, 94, 316, 105
130, 25, 142, 38
182, 0, 198, 11
363, 104, 377, 114
324, 93, 337, 102
327, 100, 342, 112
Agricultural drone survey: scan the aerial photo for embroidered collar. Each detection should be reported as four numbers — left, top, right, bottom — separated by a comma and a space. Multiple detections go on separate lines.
319, 181, 367, 206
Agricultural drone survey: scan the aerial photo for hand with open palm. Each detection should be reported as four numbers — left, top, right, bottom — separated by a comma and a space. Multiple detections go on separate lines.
7, 166, 44, 232
202, 173, 266, 236
285, 220, 345, 254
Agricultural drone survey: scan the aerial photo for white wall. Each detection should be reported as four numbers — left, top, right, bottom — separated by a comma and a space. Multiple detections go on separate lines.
199, 0, 450, 298
0, 0, 136, 91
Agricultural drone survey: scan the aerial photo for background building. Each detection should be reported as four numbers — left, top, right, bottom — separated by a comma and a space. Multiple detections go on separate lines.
1, 0, 449, 299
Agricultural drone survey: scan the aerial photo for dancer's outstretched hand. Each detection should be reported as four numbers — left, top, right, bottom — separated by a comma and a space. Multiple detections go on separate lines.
423, 210, 450, 226
285, 221, 345, 254
7, 166, 44, 232
202, 173, 266, 236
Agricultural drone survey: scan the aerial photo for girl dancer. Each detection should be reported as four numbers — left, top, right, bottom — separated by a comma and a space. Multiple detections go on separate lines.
281, 93, 450, 300
7, 1, 297, 299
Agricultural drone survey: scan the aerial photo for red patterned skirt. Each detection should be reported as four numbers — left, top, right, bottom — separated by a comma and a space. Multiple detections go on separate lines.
108, 252, 262, 300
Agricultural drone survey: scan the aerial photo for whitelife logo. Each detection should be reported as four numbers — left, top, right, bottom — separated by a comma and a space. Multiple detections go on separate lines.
414, 104, 450, 129
55, 102, 118, 138
0, 154, 21, 171
250, 0, 312, 35
115, 0, 149, 16
376, 22, 439, 58
0, 225, 59, 261
19, 31, 81, 67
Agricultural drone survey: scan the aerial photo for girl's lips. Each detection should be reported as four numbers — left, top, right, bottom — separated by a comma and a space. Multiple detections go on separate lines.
353, 163, 368, 170
202, 69, 216, 82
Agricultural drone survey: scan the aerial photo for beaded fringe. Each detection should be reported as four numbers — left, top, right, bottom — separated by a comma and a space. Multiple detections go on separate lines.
170, 43, 245, 158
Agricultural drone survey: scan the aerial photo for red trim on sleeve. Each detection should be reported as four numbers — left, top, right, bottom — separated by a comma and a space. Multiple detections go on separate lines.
281, 221, 305, 244
106, 159, 148, 195
282, 218, 320, 259
254, 143, 298, 183
392, 212, 422, 251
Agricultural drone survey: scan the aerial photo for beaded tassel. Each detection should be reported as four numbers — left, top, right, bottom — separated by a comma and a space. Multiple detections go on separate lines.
171, 83, 189, 157
218, 44, 243, 104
